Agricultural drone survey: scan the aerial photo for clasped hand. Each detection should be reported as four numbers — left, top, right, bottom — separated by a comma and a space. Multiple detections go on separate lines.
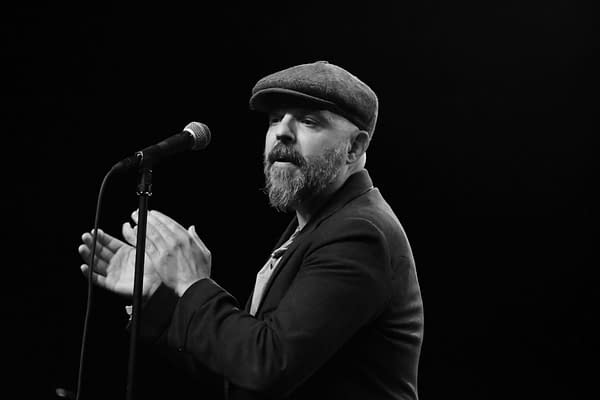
78, 210, 211, 299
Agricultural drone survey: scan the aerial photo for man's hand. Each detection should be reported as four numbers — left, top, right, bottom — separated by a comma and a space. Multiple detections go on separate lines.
145, 210, 212, 297
78, 212, 162, 299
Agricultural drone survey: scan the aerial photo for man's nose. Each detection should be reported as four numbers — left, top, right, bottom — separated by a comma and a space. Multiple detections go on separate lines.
274, 114, 296, 143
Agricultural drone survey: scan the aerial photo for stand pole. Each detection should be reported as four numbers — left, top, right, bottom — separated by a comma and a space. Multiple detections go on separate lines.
126, 168, 152, 400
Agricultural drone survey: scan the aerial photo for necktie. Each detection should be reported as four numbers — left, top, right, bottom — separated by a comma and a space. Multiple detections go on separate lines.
249, 226, 302, 316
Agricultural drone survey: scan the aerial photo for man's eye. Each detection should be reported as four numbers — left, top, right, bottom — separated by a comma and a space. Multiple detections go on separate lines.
301, 117, 318, 126
269, 115, 283, 124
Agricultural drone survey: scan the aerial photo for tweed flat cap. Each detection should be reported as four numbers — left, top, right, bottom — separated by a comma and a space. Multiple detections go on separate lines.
249, 61, 378, 135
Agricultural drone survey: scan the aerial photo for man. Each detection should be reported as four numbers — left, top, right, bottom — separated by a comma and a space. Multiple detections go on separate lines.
79, 61, 424, 399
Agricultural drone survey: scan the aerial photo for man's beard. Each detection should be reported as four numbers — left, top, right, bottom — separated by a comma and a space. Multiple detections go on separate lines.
263, 143, 347, 212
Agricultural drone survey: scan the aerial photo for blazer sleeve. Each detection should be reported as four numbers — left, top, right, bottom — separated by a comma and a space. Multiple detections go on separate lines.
142, 217, 393, 398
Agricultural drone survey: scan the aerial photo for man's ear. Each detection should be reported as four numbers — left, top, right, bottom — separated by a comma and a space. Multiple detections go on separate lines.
347, 130, 370, 163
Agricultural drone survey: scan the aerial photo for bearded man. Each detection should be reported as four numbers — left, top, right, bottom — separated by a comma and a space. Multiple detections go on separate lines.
79, 61, 424, 400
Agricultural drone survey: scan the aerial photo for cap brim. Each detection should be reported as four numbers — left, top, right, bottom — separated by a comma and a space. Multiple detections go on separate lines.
249, 88, 341, 114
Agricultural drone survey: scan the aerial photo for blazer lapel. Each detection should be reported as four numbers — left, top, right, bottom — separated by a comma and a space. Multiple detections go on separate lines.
245, 170, 375, 315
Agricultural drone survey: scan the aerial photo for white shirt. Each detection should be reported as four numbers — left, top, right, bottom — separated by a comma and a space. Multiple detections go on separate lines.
249, 225, 303, 316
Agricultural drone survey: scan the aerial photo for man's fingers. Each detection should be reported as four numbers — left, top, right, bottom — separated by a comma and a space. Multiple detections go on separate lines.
124, 212, 169, 256
80, 264, 109, 287
148, 210, 190, 249
87, 229, 125, 253
78, 244, 110, 276
145, 216, 169, 254
123, 222, 158, 255
130, 209, 193, 256
81, 233, 115, 258
80, 233, 115, 263
150, 210, 187, 233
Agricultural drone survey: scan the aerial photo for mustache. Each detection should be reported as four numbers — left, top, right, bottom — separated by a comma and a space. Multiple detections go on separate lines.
266, 143, 306, 167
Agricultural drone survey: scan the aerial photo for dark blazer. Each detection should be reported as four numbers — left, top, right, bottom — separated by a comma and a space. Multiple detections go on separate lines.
141, 170, 424, 399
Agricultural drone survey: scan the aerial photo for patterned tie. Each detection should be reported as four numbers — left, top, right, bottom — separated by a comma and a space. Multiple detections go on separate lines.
249, 226, 302, 316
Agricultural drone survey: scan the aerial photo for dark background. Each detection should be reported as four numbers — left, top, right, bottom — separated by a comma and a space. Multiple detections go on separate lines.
5, 1, 596, 399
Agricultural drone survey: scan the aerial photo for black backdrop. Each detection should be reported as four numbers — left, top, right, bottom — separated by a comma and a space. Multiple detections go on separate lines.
6, 2, 596, 399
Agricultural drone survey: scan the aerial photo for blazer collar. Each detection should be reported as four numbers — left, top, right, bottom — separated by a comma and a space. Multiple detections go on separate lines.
273, 169, 374, 248
303, 169, 374, 234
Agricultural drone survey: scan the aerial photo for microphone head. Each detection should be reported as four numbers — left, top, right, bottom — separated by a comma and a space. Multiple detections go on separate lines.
184, 122, 211, 150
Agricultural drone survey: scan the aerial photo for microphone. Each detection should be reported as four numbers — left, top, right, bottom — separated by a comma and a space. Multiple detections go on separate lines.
112, 122, 211, 172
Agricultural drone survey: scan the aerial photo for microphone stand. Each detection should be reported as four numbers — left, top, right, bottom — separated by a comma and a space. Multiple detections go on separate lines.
126, 167, 152, 400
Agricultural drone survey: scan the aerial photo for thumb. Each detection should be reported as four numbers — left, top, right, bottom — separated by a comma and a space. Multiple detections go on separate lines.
188, 225, 198, 243
131, 209, 139, 224
122, 222, 137, 246
188, 225, 208, 250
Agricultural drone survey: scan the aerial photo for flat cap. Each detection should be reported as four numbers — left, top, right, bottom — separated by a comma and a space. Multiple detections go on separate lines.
249, 61, 378, 136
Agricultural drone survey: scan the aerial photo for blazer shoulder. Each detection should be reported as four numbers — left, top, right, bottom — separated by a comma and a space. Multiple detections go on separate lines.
321, 188, 403, 232
312, 188, 413, 259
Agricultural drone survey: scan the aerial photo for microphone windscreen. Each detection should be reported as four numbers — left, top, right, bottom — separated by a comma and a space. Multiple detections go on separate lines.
185, 122, 211, 150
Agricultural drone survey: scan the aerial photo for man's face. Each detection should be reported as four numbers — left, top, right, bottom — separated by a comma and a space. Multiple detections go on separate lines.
263, 107, 357, 212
